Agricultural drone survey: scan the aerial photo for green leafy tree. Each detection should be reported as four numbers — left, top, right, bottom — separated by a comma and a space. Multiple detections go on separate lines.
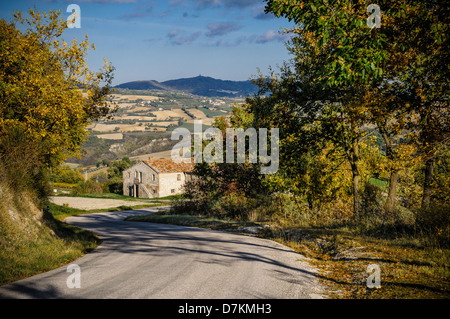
106, 157, 132, 194
264, 0, 449, 213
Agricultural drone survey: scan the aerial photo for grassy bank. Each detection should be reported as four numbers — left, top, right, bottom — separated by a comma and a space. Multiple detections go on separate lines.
1, 187, 176, 286
0, 200, 100, 286
1, 193, 171, 286
0, 194, 166, 285
127, 211, 450, 299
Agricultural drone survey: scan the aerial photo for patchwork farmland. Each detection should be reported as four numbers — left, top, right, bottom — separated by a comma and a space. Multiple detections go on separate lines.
87, 90, 239, 137
68, 89, 242, 166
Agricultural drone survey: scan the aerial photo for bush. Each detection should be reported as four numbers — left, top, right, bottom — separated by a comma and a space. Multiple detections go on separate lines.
0, 126, 50, 203
73, 179, 108, 195
210, 193, 253, 220
107, 179, 123, 194
358, 183, 384, 226
50, 165, 84, 184
279, 198, 353, 228
416, 204, 450, 247
171, 183, 277, 222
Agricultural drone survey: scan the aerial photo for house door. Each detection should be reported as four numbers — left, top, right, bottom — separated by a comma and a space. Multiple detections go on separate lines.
129, 185, 134, 197
135, 184, 139, 198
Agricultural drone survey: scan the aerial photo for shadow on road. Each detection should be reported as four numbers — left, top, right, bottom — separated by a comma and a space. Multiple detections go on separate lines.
0, 209, 326, 299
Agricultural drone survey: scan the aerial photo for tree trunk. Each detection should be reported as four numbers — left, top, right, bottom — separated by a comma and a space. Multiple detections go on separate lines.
385, 169, 400, 214
346, 136, 361, 217
378, 125, 399, 214
421, 157, 434, 209
351, 162, 361, 217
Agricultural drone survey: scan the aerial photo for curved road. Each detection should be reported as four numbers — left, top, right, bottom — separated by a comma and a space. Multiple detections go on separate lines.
0, 207, 324, 299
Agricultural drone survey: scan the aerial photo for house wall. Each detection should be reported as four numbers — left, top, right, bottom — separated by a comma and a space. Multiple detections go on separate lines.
141, 165, 159, 198
158, 172, 188, 198
123, 162, 190, 198
123, 162, 158, 198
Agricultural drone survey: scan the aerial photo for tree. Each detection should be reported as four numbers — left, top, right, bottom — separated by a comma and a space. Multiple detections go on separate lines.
0, 9, 116, 171
105, 157, 132, 194
414, 102, 450, 209
264, 0, 449, 213
245, 27, 373, 216
50, 165, 83, 184
107, 157, 132, 179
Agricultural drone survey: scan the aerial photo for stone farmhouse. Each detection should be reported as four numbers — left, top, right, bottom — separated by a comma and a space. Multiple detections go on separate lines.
123, 158, 194, 198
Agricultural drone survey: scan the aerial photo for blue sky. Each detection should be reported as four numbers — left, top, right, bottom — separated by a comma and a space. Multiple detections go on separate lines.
0, 0, 294, 85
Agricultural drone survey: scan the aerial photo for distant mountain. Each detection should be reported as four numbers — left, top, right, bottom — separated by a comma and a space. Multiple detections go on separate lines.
114, 75, 257, 97
114, 80, 170, 91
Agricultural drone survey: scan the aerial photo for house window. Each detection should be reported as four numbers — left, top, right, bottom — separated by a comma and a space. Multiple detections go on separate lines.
135, 171, 138, 178
139, 172, 143, 183
177, 174, 181, 181
152, 174, 155, 181
171, 189, 175, 193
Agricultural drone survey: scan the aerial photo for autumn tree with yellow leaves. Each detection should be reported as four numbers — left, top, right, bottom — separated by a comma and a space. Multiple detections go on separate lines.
0, 9, 115, 197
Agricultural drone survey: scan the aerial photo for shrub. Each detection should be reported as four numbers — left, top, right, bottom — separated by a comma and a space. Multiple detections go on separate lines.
416, 204, 450, 248
0, 125, 50, 203
358, 183, 384, 226
210, 193, 252, 220
73, 179, 108, 195
50, 165, 84, 184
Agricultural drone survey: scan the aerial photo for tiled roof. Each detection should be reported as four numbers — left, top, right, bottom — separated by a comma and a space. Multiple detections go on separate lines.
142, 158, 194, 173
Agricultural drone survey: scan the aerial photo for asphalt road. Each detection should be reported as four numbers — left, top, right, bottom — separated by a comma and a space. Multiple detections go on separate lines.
0, 207, 324, 299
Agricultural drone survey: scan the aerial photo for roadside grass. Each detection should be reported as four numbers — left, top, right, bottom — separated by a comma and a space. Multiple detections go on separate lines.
48, 201, 170, 220
54, 192, 183, 201
368, 177, 389, 190
127, 211, 450, 299
272, 227, 450, 299
126, 211, 258, 230
47, 202, 92, 221
87, 202, 170, 214
0, 203, 100, 286
1, 199, 169, 286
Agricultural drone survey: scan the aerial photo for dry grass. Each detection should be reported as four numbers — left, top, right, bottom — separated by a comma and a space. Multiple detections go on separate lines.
115, 115, 160, 121
91, 123, 166, 132
129, 149, 174, 160
150, 109, 191, 120
96, 133, 124, 140
273, 228, 450, 299
186, 117, 215, 126
112, 94, 160, 101
186, 108, 207, 119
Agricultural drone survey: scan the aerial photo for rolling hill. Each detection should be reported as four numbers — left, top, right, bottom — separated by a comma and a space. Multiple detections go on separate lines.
115, 75, 258, 97
114, 80, 170, 91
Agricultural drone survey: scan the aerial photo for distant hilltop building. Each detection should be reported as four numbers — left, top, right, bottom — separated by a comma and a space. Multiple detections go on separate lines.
123, 158, 194, 198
